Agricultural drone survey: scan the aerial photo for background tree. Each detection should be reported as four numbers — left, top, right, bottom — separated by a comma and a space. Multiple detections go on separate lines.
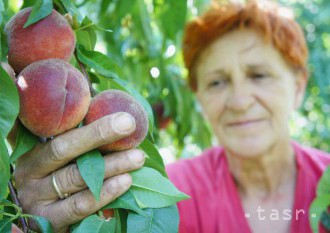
1, 0, 330, 232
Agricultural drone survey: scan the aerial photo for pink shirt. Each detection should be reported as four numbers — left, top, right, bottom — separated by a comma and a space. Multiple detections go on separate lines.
166, 141, 330, 233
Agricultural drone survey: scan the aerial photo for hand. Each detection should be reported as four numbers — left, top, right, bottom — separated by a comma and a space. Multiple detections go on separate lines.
13, 112, 145, 233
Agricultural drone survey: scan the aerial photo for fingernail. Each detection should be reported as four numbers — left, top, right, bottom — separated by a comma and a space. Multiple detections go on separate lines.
119, 174, 132, 187
129, 150, 145, 164
112, 113, 136, 133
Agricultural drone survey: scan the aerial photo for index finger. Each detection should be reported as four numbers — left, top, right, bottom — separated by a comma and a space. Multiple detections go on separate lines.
21, 112, 136, 178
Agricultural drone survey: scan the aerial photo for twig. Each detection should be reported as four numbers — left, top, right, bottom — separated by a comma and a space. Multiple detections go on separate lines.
74, 50, 96, 97
8, 179, 29, 233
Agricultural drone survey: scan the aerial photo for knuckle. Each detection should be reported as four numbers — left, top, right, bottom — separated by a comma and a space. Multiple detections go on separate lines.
66, 164, 85, 189
104, 177, 125, 197
106, 153, 128, 175
94, 118, 110, 145
49, 139, 66, 161
71, 197, 90, 218
13, 169, 24, 186
18, 187, 35, 211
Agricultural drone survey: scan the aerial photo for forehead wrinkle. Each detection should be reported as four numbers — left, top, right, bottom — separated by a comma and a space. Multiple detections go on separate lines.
238, 37, 257, 55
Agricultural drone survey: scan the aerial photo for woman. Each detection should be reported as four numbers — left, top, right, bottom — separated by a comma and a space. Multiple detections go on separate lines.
12, 1, 330, 233
166, 1, 330, 233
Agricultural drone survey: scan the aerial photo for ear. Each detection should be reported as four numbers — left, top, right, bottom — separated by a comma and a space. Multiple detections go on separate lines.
294, 73, 307, 109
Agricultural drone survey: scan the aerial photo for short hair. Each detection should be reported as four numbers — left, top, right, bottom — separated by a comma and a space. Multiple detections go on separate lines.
183, 0, 308, 91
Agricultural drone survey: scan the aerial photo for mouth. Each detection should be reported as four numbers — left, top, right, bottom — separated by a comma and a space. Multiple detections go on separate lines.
227, 119, 265, 127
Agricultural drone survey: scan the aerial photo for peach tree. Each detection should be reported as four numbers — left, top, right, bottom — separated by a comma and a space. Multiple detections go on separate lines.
0, 0, 189, 232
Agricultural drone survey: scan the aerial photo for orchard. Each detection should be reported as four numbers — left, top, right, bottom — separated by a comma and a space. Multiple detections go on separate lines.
0, 0, 330, 233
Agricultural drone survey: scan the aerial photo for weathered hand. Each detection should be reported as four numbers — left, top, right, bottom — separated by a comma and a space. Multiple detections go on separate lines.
13, 112, 145, 232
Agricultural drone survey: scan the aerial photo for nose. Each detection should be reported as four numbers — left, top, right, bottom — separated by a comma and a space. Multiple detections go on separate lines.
225, 79, 254, 112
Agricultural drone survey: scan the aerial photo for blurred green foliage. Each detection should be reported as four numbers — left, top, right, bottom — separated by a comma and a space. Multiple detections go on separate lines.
282, 0, 330, 152
4, 0, 330, 159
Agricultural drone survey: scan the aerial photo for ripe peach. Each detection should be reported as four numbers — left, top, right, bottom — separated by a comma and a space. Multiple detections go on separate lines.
1, 62, 15, 81
16, 58, 90, 138
101, 209, 114, 220
84, 90, 149, 152
5, 8, 76, 73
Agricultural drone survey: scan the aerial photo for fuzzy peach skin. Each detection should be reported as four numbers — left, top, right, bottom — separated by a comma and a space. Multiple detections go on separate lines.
16, 58, 90, 138
84, 90, 149, 152
5, 7, 76, 73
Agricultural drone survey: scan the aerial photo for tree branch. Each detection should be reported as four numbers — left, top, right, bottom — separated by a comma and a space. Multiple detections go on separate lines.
8, 178, 29, 233
74, 50, 96, 97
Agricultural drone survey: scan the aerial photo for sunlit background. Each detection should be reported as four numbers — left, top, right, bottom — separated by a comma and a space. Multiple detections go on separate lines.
5, 0, 330, 163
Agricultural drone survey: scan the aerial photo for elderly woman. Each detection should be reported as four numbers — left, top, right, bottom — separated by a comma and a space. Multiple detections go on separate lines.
166, 1, 330, 233
12, 1, 330, 233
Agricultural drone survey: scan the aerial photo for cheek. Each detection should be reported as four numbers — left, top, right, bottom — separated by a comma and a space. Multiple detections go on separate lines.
200, 95, 226, 123
258, 87, 296, 123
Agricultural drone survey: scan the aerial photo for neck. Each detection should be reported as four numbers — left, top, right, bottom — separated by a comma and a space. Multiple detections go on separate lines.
226, 142, 297, 199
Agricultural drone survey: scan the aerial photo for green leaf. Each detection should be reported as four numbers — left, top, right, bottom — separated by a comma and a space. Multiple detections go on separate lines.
110, 0, 135, 24
72, 214, 116, 233
10, 123, 38, 163
60, 0, 83, 21
103, 190, 146, 216
1, 28, 9, 61
76, 17, 97, 51
159, 0, 187, 40
138, 139, 166, 177
317, 166, 330, 196
320, 210, 330, 231
0, 0, 4, 25
0, 219, 11, 233
100, 0, 114, 14
132, 0, 158, 57
130, 167, 189, 208
77, 46, 121, 78
0, 137, 10, 199
0, 198, 12, 206
76, 17, 112, 33
24, 0, 53, 28
0, 66, 19, 139
77, 150, 105, 201
22, 0, 38, 8
127, 205, 179, 233
309, 195, 330, 233
29, 215, 54, 233
114, 209, 125, 233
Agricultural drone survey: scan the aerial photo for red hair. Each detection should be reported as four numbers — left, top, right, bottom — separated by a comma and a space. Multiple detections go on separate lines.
183, 0, 308, 91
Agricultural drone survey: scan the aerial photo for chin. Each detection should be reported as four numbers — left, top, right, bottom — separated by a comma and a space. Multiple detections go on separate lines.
221, 136, 275, 159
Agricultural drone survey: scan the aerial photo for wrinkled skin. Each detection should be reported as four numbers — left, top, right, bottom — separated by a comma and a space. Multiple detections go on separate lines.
12, 113, 145, 232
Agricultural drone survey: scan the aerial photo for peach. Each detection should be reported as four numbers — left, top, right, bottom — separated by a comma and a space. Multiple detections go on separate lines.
1, 62, 15, 81
84, 90, 149, 152
5, 7, 76, 73
101, 209, 114, 220
16, 58, 90, 138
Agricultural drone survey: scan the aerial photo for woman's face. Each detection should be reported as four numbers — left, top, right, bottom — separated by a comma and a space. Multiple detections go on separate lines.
196, 29, 306, 157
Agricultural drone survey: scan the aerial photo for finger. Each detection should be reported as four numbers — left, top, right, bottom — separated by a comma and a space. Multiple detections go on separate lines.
43, 174, 132, 231
38, 149, 145, 200
21, 112, 136, 178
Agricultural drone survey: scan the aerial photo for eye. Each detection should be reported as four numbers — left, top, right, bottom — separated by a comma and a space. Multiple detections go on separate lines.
208, 79, 227, 88
249, 72, 269, 80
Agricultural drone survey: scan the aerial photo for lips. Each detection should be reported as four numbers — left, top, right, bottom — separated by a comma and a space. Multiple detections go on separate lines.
227, 119, 264, 127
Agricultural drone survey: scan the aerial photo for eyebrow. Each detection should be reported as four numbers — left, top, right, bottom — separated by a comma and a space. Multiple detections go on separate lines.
205, 69, 229, 78
245, 64, 272, 71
